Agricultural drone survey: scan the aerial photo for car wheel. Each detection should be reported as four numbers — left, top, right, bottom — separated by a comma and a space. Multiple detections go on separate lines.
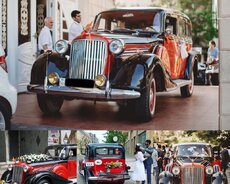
1, 170, 12, 183
135, 74, 156, 121
0, 102, 10, 130
180, 71, 194, 97
37, 94, 64, 114
37, 179, 51, 184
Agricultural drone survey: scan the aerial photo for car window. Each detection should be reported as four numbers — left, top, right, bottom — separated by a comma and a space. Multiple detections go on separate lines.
96, 147, 122, 157
165, 16, 177, 35
177, 145, 212, 157
94, 11, 159, 32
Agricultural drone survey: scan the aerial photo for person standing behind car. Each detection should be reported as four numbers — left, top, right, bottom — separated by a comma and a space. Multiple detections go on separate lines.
221, 145, 229, 176
38, 17, 54, 54
206, 40, 219, 85
68, 10, 92, 43
142, 140, 153, 184
152, 146, 159, 184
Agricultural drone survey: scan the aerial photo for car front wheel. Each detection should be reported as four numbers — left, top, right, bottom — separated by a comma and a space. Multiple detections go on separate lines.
37, 179, 51, 184
135, 74, 156, 121
180, 71, 194, 97
37, 94, 64, 114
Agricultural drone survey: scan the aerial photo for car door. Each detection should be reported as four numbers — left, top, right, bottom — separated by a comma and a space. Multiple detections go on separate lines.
163, 15, 182, 79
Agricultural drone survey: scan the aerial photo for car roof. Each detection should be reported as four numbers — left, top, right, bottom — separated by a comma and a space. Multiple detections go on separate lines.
88, 143, 123, 148
99, 7, 189, 19
173, 142, 211, 147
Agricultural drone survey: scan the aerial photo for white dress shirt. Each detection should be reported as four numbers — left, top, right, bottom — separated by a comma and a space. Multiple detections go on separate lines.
68, 21, 84, 43
38, 26, 53, 51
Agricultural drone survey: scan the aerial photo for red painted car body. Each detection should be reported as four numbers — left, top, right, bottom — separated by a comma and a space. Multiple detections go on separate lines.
28, 8, 197, 121
79, 143, 130, 183
159, 143, 227, 184
1, 144, 77, 184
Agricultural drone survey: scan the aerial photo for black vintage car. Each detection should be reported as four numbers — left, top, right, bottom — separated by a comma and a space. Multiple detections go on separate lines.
28, 7, 198, 121
159, 143, 227, 184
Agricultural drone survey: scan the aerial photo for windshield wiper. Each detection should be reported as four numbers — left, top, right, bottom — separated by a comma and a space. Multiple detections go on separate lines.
96, 29, 112, 33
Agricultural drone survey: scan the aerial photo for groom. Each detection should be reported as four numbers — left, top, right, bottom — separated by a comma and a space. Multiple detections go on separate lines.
142, 140, 153, 184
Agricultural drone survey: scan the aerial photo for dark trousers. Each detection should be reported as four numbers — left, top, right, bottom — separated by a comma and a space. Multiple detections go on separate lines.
153, 166, 159, 184
142, 164, 152, 184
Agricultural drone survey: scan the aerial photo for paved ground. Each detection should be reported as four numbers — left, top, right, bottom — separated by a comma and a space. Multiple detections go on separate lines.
11, 86, 219, 130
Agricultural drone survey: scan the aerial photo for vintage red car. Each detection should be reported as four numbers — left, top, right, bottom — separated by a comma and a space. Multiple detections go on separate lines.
28, 7, 198, 121
159, 143, 228, 184
78, 143, 130, 183
0, 144, 77, 184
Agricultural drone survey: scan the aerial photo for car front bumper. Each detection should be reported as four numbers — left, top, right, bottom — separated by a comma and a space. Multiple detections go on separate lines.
88, 173, 130, 181
27, 85, 140, 100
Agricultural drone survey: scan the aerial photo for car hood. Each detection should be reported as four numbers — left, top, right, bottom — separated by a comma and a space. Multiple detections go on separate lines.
82, 32, 161, 44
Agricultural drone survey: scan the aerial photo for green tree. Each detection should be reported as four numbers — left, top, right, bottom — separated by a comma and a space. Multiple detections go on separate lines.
183, 131, 230, 147
104, 131, 128, 145
180, 0, 218, 48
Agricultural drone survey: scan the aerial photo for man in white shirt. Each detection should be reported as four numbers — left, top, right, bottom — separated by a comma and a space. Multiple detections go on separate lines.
68, 10, 92, 43
38, 17, 54, 54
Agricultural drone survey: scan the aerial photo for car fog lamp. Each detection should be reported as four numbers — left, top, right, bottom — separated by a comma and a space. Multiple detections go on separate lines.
172, 166, 180, 175
55, 40, 68, 54
23, 165, 29, 172
95, 75, 106, 88
109, 39, 124, 55
48, 72, 59, 85
206, 166, 214, 175
8, 164, 13, 171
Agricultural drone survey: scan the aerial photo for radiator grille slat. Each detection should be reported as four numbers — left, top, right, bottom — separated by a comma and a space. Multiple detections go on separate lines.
70, 39, 107, 80
182, 167, 204, 184
12, 166, 23, 183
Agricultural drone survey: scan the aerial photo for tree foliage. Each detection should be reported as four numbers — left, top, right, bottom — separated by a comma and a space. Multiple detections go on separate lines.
104, 131, 128, 145
183, 131, 230, 147
180, 0, 218, 47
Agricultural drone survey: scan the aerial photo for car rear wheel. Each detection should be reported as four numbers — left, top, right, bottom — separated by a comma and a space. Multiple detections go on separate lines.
0, 102, 10, 130
37, 179, 51, 184
135, 74, 156, 121
37, 94, 64, 114
180, 71, 194, 97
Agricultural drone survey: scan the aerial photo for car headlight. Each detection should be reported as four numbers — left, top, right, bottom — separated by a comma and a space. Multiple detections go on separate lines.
109, 39, 124, 55
172, 166, 180, 175
48, 72, 59, 85
55, 40, 68, 54
23, 165, 29, 172
7, 164, 13, 171
95, 75, 106, 88
206, 166, 214, 175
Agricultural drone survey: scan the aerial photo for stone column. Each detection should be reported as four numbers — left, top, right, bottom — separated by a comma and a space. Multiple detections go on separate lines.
219, 0, 230, 129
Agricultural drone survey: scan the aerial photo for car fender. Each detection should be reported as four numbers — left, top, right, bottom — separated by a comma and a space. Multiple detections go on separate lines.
112, 53, 166, 91
212, 172, 227, 184
30, 52, 68, 85
24, 171, 71, 184
184, 53, 197, 79
0, 170, 12, 183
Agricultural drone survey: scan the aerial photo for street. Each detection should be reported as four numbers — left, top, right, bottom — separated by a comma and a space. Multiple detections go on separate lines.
11, 86, 218, 130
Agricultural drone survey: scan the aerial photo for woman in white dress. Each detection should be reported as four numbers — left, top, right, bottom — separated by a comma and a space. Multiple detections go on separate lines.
132, 144, 146, 184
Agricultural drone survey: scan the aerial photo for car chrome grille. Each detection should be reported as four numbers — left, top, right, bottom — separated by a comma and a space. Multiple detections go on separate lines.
12, 166, 23, 183
70, 39, 107, 80
181, 166, 204, 184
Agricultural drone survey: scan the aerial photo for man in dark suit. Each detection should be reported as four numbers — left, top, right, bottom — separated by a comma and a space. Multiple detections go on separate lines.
142, 140, 153, 184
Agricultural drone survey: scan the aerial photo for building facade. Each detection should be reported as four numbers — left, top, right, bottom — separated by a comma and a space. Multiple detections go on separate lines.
0, 0, 114, 92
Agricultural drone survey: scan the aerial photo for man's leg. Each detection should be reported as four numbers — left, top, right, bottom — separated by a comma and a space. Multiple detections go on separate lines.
146, 164, 151, 184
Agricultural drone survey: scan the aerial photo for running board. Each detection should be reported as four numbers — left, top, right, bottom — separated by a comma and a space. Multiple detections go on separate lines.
166, 79, 192, 91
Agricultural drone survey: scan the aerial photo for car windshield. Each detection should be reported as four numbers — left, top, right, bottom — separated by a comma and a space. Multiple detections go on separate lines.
95, 147, 123, 157
175, 144, 212, 157
93, 10, 161, 33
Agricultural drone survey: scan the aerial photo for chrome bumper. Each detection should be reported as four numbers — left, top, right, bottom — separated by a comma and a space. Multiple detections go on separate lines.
88, 174, 130, 181
27, 85, 140, 100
